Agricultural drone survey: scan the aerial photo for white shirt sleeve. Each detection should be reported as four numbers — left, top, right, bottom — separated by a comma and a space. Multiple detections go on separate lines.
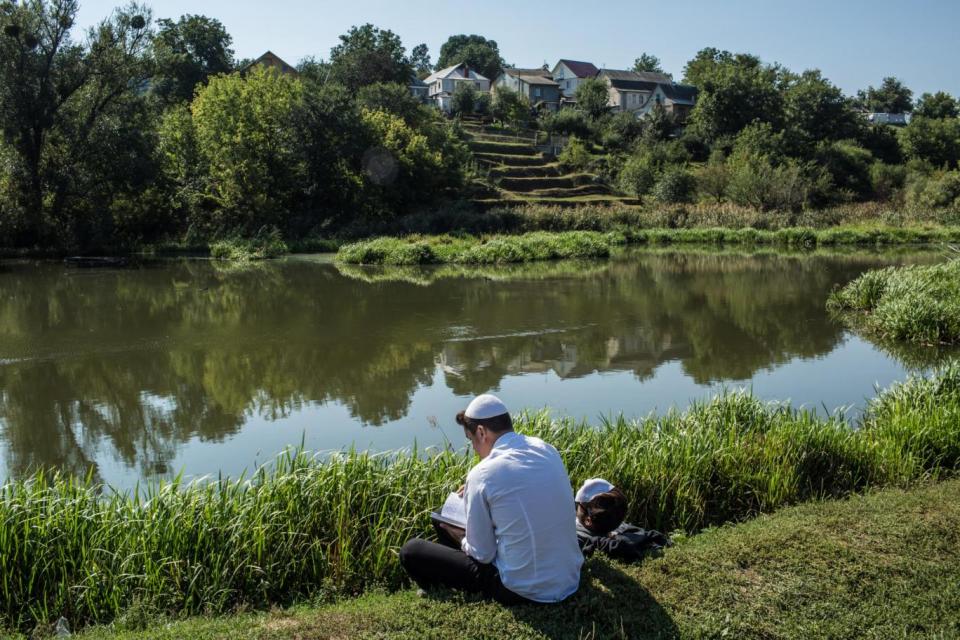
460, 475, 497, 564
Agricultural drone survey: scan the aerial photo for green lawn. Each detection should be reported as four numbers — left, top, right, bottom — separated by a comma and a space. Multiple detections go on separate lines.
61, 479, 960, 640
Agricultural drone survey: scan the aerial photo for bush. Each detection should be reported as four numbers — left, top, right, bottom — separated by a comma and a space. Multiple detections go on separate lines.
618, 153, 658, 197
815, 140, 875, 201
600, 112, 643, 150
558, 136, 592, 171
653, 166, 696, 204
696, 152, 731, 203
451, 82, 479, 115
542, 108, 592, 139
726, 154, 830, 212
906, 170, 960, 210
899, 116, 960, 169
870, 162, 907, 201
209, 226, 289, 260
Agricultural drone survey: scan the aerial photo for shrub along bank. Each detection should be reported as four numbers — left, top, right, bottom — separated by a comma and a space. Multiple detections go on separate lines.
336, 225, 960, 265
1, 363, 959, 632
829, 258, 960, 345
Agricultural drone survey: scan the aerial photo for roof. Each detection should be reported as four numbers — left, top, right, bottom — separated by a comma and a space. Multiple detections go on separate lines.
503, 68, 559, 86
424, 63, 489, 84
409, 74, 428, 88
661, 83, 698, 105
554, 59, 599, 78
599, 69, 673, 84
241, 51, 298, 76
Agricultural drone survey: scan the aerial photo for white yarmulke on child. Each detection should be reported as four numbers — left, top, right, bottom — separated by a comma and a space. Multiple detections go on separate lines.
464, 394, 509, 420
575, 478, 615, 503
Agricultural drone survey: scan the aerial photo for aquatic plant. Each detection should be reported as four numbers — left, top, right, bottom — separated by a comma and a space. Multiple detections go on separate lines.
829, 258, 960, 344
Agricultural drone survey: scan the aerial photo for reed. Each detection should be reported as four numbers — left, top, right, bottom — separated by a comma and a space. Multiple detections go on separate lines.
1, 362, 959, 631
828, 258, 960, 344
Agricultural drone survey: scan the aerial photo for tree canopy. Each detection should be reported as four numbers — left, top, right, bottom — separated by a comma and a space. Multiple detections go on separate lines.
575, 77, 610, 121
855, 77, 913, 113
410, 43, 431, 74
328, 23, 412, 91
435, 34, 503, 81
914, 91, 959, 120
150, 14, 234, 105
633, 53, 665, 74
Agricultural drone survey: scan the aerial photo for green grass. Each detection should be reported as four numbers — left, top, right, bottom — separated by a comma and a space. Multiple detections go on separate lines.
829, 258, 960, 345
209, 227, 289, 261
1, 362, 960, 633
336, 231, 617, 265
336, 226, 960, 265
65, 479, 960, 639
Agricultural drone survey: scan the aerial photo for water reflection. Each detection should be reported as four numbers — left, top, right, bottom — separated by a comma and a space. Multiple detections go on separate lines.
0, 250, 949, 483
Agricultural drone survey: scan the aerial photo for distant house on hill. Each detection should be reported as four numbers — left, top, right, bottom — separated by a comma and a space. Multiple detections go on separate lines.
495, 66, 561, 111
409, 75, 429, 103
598, 69, 698, 121
863, 112, 911, 126
551, 59, 600, 105
423, 63, 491, 112
241, 51, 298, 77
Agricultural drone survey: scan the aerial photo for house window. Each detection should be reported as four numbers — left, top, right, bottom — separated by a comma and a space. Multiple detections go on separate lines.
535, 87, 542, 98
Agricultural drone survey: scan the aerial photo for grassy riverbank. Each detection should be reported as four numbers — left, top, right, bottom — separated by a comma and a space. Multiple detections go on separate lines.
829, 258, 960, 345
1, 363, 959, 633
336, 224, 960, 265
67, 479, 960, 640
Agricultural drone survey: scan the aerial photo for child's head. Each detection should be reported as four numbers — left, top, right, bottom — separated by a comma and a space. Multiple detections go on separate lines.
575, 478, 628, 535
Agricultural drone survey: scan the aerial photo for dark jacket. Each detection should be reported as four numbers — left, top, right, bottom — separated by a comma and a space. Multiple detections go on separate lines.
576, 521, 671, 562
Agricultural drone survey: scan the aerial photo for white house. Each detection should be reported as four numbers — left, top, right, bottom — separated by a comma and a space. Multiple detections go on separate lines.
423, 63, 491, 112
598, 70, 697, 121
550, 59, 600, 104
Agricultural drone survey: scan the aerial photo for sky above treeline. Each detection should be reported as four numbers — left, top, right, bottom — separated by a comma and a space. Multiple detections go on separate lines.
75, 0, 960, 98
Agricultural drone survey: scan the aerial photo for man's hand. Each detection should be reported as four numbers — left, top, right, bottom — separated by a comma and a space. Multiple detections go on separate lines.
456, 484, 465, 498
438, 522, 466, 544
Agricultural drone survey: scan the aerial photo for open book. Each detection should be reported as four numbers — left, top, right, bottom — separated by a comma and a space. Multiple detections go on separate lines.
430, 492, 466, 529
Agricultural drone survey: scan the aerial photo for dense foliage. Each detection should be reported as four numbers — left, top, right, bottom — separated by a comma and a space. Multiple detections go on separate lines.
1, 2, 958, 253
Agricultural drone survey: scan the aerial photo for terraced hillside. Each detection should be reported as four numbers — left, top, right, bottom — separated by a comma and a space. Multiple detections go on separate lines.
461, 119, 638, 207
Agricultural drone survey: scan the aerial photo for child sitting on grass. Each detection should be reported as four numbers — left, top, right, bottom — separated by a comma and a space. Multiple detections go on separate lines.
575, 478, 671, 562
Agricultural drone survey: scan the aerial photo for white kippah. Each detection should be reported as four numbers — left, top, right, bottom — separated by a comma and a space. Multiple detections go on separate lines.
464, 394, 509, 420
575, 478, 615, 503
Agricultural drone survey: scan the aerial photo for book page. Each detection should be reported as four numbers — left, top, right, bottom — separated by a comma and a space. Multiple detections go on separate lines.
431, 491, 466, 528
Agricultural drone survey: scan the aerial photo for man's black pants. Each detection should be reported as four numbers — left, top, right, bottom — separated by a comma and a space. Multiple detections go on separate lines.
399, 527, 534, 606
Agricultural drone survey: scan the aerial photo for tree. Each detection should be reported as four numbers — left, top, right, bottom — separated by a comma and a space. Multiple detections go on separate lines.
633, 53, 665, 74
357, 82, 425, 126
184, 67, 308, 232
436, 34, 503, 82
410, 43, 431, 75
914, 91, 959, 120
151, 14, 234, 105
682, 48, 784, 141
491, 86, 529, 130
451, 82, 478, 116
899, 116, 960, 169
328, 23, 411, 91
782, 69, 860, 154
575, 77, 610, 121
855, 77, 913, 113
0, 0, 154, 245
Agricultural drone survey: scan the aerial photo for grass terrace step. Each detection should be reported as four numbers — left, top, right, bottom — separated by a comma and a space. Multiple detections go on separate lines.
474, 152, 550, 167
521, 184, 616, 198
468, 140, 542, 156
468, 132, 540, 145
497, 173, 596, 192
488, 163, 563, 178
495, 195, 642, 207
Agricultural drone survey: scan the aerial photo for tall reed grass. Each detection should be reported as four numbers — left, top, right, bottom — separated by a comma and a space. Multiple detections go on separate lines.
2, 362, 959, 631
829, 258, 960, 344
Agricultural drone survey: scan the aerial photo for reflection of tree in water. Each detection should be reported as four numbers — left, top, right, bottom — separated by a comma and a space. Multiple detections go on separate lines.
0, 251, 938, 480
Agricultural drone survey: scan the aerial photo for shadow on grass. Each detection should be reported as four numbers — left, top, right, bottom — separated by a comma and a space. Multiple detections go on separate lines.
423, 557, 677, 640
512, 558, 678, 640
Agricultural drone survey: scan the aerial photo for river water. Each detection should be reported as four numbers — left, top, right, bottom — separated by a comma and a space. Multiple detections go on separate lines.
0, 248, 952, 487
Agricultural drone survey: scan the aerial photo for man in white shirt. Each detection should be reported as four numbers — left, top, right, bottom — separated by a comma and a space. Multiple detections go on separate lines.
399, 394, 583, 604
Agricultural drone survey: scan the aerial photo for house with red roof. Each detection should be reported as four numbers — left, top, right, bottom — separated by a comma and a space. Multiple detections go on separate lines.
550, 60, 600, 105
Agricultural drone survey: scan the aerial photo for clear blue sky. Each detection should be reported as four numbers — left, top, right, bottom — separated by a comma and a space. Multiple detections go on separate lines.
76, 0, 960, 97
